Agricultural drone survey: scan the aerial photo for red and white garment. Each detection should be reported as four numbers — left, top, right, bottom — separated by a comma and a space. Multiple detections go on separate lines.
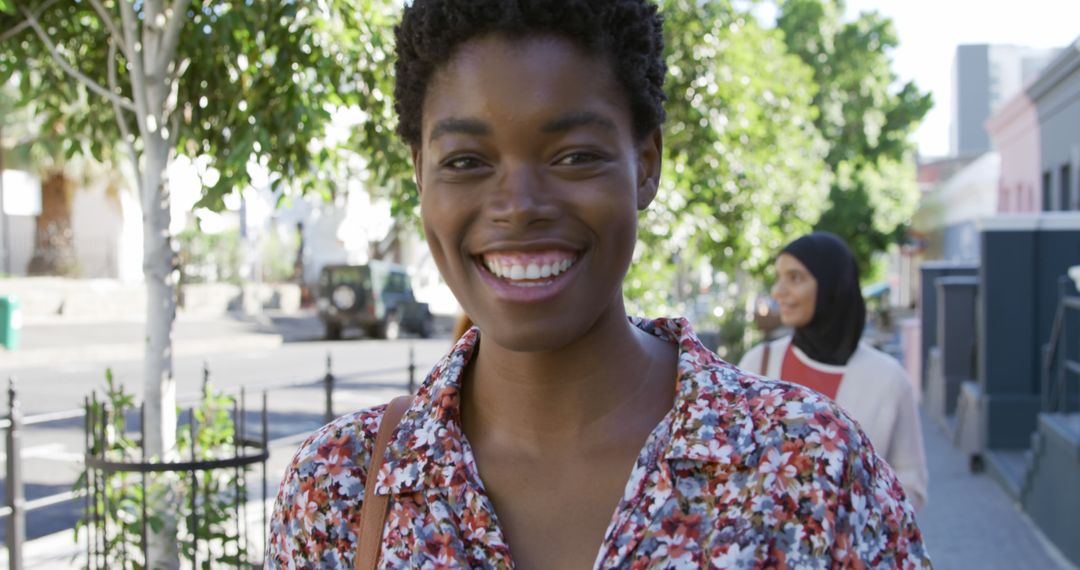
740, 335, 929, 511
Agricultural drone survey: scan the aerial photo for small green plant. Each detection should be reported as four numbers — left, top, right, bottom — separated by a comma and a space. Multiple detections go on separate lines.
259, 226, 301, 283
75, 369, 254, 569
176, 229, 244, 285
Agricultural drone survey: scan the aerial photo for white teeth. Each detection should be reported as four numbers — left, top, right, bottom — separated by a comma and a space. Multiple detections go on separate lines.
482, 256, 577, 281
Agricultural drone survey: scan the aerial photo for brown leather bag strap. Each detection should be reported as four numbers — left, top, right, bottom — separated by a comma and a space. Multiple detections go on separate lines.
760, 342, 772, 376
355, 395, 413, 570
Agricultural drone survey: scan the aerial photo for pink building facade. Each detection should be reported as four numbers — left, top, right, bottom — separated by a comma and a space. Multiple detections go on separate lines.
986, 92, 1042, 212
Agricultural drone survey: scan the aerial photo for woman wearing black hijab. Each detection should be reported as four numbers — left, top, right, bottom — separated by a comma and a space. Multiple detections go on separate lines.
739, 232, 929, 510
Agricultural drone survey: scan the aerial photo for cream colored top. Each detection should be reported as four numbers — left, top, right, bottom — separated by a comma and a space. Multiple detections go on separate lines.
739, 336, 929, 510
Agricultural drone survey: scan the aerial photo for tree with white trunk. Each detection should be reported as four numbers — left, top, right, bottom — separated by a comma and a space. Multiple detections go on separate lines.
1, 0, 404, 565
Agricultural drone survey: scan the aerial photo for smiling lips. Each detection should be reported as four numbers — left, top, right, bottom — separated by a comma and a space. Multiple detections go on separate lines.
480, 250, 579, 287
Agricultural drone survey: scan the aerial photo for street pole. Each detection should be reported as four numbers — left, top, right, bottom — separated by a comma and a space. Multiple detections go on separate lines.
6, 378, 25, 570
0, 124, 10, 276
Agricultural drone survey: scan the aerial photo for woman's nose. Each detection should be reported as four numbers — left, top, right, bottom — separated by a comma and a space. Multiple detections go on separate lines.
490, 164, 557, 227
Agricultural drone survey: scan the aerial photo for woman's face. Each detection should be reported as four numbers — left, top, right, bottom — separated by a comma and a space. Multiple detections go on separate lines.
771, 253, 817, 328
413, 34, 662, 351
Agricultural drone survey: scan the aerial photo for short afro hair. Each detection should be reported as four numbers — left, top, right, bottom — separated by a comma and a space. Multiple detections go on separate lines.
393, 0, 667, 146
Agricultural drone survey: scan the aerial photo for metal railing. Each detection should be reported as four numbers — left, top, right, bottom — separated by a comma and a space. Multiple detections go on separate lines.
0, 383, 90, 570
0, 345, 421, 570
1042, 277, 1080, 414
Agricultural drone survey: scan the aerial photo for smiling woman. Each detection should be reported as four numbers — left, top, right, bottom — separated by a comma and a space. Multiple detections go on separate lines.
416, 34, 657, 353
740, 232, 930, 512
267, 2, 931, 568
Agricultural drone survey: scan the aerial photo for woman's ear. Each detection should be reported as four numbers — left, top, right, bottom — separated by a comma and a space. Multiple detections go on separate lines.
636, 128, 663, 211
411, 146, 424, 194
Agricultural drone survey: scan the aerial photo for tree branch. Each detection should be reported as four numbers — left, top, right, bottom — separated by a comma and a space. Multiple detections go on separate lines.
117, 0, 150, 138
0, 0, 59, 44
156, 0, 192, 72
109, 37, 141, 190
86, 0, 132, 61
16, 3, 137, 112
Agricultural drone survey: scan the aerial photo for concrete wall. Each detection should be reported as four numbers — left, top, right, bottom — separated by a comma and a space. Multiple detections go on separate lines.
1, 169, 142, 280
986, 92, 1042, 212
935, 276, 979, 416
1031, 39, 1080, 211
0, 277, 303, 322
978, 213, 1080, 448
0, 214, 35, 276
1, 169, 41, 276
919, 261, 979, 393
69, 181, 142, 281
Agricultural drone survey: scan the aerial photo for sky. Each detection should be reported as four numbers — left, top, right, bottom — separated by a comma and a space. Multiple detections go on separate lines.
839, 0, 1080, 158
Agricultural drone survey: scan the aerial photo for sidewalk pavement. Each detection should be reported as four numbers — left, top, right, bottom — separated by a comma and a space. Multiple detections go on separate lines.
918, 410, 1075, 570
0, 312, 291, 370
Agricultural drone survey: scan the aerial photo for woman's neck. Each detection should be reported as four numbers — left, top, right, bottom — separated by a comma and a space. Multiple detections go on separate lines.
460, 307, 677, 455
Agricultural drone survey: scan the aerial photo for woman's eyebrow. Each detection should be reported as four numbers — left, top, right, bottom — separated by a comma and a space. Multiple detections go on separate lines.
541, 111, 616, 134
429, 118, 491, 143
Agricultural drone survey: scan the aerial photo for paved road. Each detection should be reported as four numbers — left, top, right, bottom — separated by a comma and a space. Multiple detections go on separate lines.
4, 313, 448, 415
0, 313, 452, 544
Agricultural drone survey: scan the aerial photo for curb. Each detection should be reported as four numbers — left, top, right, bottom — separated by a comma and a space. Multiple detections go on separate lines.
0, 333, 284, 370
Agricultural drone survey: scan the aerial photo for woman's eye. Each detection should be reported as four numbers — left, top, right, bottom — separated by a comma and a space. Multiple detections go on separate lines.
555, 151, 603, 166
443, 156, 484, 170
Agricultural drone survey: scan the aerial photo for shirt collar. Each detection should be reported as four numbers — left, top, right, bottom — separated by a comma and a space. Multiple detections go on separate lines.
376, 317, 754, 495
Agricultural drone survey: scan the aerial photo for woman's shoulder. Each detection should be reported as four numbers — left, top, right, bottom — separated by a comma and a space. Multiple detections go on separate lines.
735, 335, 790, 370
696, 360, 872, 459
267, 403, 394, 566
850, 343, 913, 392
281, 404, 390, 491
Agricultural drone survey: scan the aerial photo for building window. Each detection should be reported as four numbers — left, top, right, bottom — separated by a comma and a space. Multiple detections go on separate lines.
1043, 171, 1053, 211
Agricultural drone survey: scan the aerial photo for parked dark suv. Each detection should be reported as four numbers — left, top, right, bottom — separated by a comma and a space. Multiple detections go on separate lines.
316, 261, 433, 340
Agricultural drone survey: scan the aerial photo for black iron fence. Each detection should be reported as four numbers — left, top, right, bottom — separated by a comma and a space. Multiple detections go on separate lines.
0, 384, 89, 570
81, 384, 269, 569
0, 346, 420, 569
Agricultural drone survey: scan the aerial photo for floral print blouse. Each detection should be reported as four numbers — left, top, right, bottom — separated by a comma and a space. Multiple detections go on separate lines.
267, 317, 931, 568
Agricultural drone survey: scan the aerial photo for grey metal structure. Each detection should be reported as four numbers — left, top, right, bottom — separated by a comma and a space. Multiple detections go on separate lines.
919, 261, 979, 394
931, 276, 979, 419
976, 215, 1080, 449
1021, 278, 1080, 566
